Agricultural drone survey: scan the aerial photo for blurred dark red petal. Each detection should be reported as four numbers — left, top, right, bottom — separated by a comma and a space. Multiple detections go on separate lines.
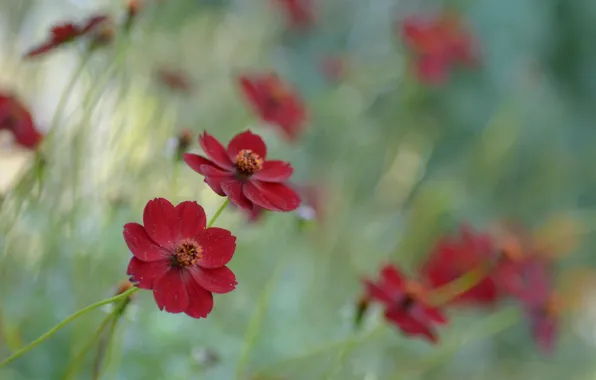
252, 160, 294, 182
189, 266, 237, 294
226, 130, 267, 160
81, 15, 110, 33
531, 312, 557, 355
24, 43, 56, 58
204, 177, 226, 196
183, 153, 217, 175
199, 132, 234, 169
364, 280, 394, 304
127, 257, 169, 289
421, 305, 448, 324
153, 269, 189, 313
242, 181, 279, 211
222, 180, 254, 210
239, 76, 260, 104
123, 222, 169, 261
196, 227, 236, 268
201, 165, 233, 177
175, 201, 207, 239
246, 181, 301, 211
416, 55, 449, 84
380, 264, 405, 289
184, 276, 214, 319
142, 198, 179, 250
385, 308, 438, 343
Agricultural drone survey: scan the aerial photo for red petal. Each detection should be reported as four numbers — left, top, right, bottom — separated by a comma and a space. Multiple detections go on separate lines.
142, 198, 178, 250
252, 160, 294, 182
183, 154, 218, 175
221, 179, 254, 210
204, 177, 226, 196
244, 181, 301, 211
184, 276, 214, 319
127, 257, 169, 289
385, 308, 438, 343
199, 131, 234, 169
175, 201, 207, 240
201, 165, 234, 177
226, 130, 267, 161
189, 266, 237, 294
364, 280, 394, 304
242, 181, 279, 211
24, 42, 59, 58
196, 227, 236, 268
153, 268, 189, 313
380, 264, 405, 289
123, 222, 169, 261
416, 55, 449, 85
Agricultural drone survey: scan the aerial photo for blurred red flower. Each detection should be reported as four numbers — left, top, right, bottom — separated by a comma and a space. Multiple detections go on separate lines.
124, 198, 237, 319
526, 292, 560, 355
24, 15, 110, 58
400, 12, 478, 84
156, 68, 194, 94
364, 264, 447, 343
0, 93, 43, 149
184, 130, 301, 212
272, 0, 315, 30
421, 225, 500, 307
239, 73, 307, 142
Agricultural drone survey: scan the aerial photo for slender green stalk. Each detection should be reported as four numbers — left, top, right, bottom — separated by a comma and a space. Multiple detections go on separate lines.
92, 314, 121, 380
0, 287, 139, 368
428, 264, 490, 306
207, 199, 230, 228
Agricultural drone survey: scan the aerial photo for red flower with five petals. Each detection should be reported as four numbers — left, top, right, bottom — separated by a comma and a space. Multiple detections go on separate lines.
364, 264, 447, 343
0, 93, 43, 149
24, 15, 110, 58
272, 0, 315, 30
183, 130, 301, 212
123, 198, 237, 319
239, 73, 307, 142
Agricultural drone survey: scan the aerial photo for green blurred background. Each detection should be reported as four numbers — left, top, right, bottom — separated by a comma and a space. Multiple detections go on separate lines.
2, 0, 596, 379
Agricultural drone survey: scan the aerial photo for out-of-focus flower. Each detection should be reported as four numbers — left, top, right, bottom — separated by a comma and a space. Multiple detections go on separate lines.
421, 225, 499, 307
320, 56, 348, 83
364, 264, 447, 343
526, 292, 561, 355
183, 130, 301, 212
239, 73, 307, 142
124, 0, 143, 31
272, 0, 315, 30
156, 68, 194, 94
400, 12, 478, 84
24, 15, 110, 58
123, 198, 237, 319
0, 93, 43, 149
354, 294, 371, 328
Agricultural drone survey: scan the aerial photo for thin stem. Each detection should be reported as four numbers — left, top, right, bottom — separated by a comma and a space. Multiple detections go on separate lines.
92, 314, 121, 380
0, 287, 139, 368
428, 264, 490, 306
207, 199, 230, 228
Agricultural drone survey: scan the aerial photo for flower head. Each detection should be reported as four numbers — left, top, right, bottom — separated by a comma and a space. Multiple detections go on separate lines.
272, 0, 315, 30
124, 198, 237, 319
0, 93, 43, 149
184, 130, 301, 212
364, 264, 447, 343
24, 15, 110, 58
239, 73, 307, 142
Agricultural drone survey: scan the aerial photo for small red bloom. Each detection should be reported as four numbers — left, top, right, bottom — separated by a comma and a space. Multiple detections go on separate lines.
526, 292, 560, 355
24, 15, 110, 58
124, 198, 237, 319
421, 225, 499, 307
364, 264, 447, 343
400, 12, 478, 84
272, 0, 315, 30
239, 73, 307, 142
184, 130, 301, 212
0, 93, 43, 149
157, 68, 194, 94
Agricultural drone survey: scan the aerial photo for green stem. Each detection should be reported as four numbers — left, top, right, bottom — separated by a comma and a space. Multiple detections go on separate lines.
0, 287, 139, 368
207, 199, 230, 228
92, 314, 121, 380
428, 264, 490, 306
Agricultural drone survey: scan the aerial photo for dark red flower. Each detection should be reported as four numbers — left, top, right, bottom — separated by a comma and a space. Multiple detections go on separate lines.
183, 130, 301, 212
526, 292, 560, 355
364, 264, 447, 343
400, 12, 478, 84
157, 68, 194, 94
421, 225, 499, 306
0, 93, 43, 149
239, 73, 307, 142
123, 198, 237, 319
272, 0, 315, 30
24, 15, 110, 58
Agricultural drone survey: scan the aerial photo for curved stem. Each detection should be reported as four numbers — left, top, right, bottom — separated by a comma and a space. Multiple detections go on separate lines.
207, 199, 230, 228
0, 287, 139, 368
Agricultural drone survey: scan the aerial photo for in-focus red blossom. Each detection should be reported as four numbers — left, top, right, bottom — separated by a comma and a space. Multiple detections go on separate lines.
272, 0, 315, 30
421, 225, 499, 307
183, 130, 301, 212
239, 73, 307, 142
526, 292, 561, 355
124, 198, 237, 319
156, 68, 194, 94
400, 12, 478, 84
0, 93, 43, 149
364, 264, 447, 343
24, 15, 110, 58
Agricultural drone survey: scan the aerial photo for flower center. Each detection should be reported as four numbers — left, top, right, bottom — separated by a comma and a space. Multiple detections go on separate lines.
399, 280, 426, 309
171, 239, 203, 268
235, 149, 263, 176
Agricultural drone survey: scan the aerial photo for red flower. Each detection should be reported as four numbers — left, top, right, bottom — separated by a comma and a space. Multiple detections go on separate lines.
239, 73, 307, 142
400, 12, 478, 84
123, 198, 237, 319
526, 292, 560, 355
421, 225, 499, 307
24, 15, 110, 58
364, 264, 447, 343
183, 130, 301, 212
272, 0, 315, 30
156, 68, 194, 94
0, 93, 43, 149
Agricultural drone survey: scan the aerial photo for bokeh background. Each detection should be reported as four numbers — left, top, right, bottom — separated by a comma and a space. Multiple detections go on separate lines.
2, 0, 596, 379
